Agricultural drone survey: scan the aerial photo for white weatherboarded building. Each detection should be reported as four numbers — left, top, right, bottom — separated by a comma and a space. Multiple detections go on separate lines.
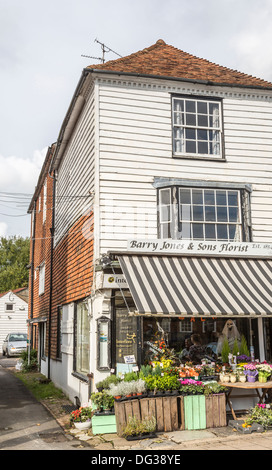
31, 40, 272, 409
0, 289, 28, 352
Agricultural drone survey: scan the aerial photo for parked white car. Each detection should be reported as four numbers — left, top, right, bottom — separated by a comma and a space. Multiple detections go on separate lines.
2, 333, 28, 357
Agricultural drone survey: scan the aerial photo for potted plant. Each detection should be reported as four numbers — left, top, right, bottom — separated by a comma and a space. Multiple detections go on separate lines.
70, 405, 92, 430
256, 363, 272, 383
91, 391, 114, 413
122, 415, 157, 440
244, 404, 272, 430
244, 363, 258, 382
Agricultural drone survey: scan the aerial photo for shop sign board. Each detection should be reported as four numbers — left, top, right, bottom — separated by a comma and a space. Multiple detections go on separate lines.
103, 274, 128, 288
127, 239, 272, 258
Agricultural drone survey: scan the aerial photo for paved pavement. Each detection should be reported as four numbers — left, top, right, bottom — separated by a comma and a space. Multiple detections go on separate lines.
0, 365, 90, 450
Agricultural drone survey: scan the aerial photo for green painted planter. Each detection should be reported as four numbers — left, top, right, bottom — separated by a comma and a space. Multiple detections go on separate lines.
92, 413, 117, 435
184, 395, 206, 430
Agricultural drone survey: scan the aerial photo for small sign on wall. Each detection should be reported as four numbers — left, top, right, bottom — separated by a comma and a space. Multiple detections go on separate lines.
103, 274, 128, 288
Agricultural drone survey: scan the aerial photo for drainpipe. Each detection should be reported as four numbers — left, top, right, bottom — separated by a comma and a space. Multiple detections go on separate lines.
28, 200, 36, 365
48, 170, 56, 380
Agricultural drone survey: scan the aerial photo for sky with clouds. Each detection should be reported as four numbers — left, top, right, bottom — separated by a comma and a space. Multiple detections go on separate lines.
1, 0, 272, 238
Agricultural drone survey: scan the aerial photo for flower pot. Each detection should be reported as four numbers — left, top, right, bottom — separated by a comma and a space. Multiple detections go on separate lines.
74, 421, 91, 430
258, 375, 267, 383
247, 375, 257, 383
230, 375, 236, 383
239, 375, 246, 383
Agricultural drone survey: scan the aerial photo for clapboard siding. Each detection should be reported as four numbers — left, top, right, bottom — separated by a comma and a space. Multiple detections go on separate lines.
98, 81, 272, 252
0, 293, 28, 350
55, 84, 96, 244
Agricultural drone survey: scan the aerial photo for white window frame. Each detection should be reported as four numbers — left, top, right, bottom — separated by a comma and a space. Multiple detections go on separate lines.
39, 263, 45, 295
172, 96, 223, 159
178, 187, 242, 242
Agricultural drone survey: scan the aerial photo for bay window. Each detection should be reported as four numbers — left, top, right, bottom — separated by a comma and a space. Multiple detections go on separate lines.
158, 184, 251, 242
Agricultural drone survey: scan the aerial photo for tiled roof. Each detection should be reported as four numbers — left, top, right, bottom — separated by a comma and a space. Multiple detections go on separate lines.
87, 39, 272, 90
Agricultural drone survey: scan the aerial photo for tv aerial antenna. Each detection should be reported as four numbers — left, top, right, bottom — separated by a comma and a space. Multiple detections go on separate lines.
81, 38, 122, 63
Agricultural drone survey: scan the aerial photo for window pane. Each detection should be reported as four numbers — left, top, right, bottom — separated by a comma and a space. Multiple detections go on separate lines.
161, 205, 171, 222
192, 189, 203, 205
229, 225, 240, 241
180, 222, 191, 239
160, 188, 171, 205
198, 141, 208, 154
198, 114, 208, 127
193, 205, 204, 221
228, 191, 239, 206
179, 188, 191, 204
76, 302, 90, 375
217, 224, 228, 240
185, 128, 196, 140
204, 190, 215, 205
197, 101, 207, 114
185, 100, 196, 112
216, 191, 227, 206
186, 114, 196, 126
186, 140, 196, 153
197, 129, 208, 141
205, 205, 216, 221
217, 206, 228, 222
205, 224, 216, 239
229, 207, 239, 222
192, 223, 204, 239
180, 205, 191, 221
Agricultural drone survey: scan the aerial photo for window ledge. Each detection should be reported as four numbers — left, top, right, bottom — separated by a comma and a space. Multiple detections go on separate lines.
71, 371, 90, 383
173, 154, 226, 162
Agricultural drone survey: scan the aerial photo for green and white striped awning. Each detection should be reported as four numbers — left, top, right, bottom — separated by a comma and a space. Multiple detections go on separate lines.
118, 255, 272, 316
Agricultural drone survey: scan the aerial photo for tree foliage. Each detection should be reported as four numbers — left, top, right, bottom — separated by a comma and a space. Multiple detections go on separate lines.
0, 236, 30, 292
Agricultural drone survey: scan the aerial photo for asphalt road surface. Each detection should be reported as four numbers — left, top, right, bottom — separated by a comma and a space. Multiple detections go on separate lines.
0, 356, 90, 451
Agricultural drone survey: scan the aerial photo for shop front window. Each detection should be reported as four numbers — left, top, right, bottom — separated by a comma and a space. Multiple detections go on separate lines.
142, 317, 259, 365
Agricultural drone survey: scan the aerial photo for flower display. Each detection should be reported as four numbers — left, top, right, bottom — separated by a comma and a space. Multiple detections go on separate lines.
70, 405, 92, 423
256, 363, 272, 377
244, 362, 257, 370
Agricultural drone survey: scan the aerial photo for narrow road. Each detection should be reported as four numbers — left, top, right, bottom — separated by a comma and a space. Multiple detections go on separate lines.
0, 362, 89, 450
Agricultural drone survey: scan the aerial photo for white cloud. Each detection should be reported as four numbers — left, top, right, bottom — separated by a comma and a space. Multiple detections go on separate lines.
0, 148, 46, 237
0, 148, 46, 194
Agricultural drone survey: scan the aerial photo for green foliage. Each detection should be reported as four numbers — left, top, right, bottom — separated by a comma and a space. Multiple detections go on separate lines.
122, 415, 156, 438
95, 374, 120, 390
0, 236, 30, 291
124, 371, 139, 382
20, 349, 38, 372
143, 374, 180, 391
203, 383, 228, 396
232, 339, 240, 356
240, 335, 250, 357
15, 371, 65, 401
91, 391, 114, 410
221, 338, 230, 363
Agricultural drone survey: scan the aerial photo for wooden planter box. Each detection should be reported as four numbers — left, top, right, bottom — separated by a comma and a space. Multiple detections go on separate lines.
114, 396, 183, 436
92, 412, 117, 435
205, 393, 227, 428
183, 395, 206, 430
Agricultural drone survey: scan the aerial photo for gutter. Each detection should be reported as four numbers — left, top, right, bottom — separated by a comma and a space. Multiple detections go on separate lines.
50, 70, 91, 172
85, 67, 272, 91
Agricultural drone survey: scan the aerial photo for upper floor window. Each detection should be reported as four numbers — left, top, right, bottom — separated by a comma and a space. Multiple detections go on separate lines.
172, 96, 223, 159
158, 185, 250, 242
39, 263, 45, 295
